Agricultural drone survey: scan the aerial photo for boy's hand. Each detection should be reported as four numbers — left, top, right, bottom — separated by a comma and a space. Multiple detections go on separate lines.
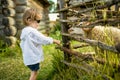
53, 39, 61, 45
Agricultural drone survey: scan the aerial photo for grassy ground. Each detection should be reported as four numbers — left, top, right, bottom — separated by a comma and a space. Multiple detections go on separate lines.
0, 42, 61, 80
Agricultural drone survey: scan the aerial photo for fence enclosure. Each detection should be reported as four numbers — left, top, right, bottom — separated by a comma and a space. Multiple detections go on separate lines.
57, 0, 120, 74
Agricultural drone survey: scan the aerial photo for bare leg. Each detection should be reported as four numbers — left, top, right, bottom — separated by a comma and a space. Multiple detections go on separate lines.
29, 71, 38, 80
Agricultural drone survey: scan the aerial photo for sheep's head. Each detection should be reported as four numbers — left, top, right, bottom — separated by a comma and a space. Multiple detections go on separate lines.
68, 27, 85, 37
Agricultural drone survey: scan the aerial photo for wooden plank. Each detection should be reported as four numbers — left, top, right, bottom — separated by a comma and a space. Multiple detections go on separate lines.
5, 36, 17, 46
15, 13, 23, 22
3, 26, 17, 36
15, 5, 27, 13
14, 0, 27, 5
0, 29, 5, 39
1, 0, 15, 8
0, 14, 4, 20
2, 17, 15, 26
15, 22, 24, 30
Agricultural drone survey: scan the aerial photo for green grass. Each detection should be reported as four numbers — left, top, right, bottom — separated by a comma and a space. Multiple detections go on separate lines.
0, 39, 62, 80
0, 43, 30, 80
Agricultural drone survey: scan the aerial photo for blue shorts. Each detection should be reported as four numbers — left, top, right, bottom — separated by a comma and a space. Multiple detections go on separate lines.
27, 63, 40, 71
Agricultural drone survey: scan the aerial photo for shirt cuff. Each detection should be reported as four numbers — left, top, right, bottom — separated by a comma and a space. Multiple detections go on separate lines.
49, 37, 54, 44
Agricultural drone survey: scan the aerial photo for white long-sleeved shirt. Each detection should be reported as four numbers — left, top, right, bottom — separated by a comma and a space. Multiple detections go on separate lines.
20, 27, 53, 66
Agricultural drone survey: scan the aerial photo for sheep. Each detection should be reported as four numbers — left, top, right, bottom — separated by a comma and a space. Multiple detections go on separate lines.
68, 26, 120, 53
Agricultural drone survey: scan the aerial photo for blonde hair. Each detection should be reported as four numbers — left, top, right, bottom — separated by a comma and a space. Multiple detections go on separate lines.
23, 8, 41, 26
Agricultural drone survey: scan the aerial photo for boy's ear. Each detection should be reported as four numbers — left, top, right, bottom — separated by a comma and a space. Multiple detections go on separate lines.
27, 18, 32, 22
26, 19, 32, 25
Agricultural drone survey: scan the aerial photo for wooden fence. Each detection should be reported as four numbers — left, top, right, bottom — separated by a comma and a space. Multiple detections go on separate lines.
57, 0, 120, 70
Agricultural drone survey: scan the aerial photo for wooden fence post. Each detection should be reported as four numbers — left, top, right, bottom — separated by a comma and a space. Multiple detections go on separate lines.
58, 0, 71, 61
115, 3, 119, 11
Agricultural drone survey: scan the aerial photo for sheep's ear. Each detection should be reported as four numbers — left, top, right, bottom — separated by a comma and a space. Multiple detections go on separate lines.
82, 28, 92, 32
82, 22, 91, 32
